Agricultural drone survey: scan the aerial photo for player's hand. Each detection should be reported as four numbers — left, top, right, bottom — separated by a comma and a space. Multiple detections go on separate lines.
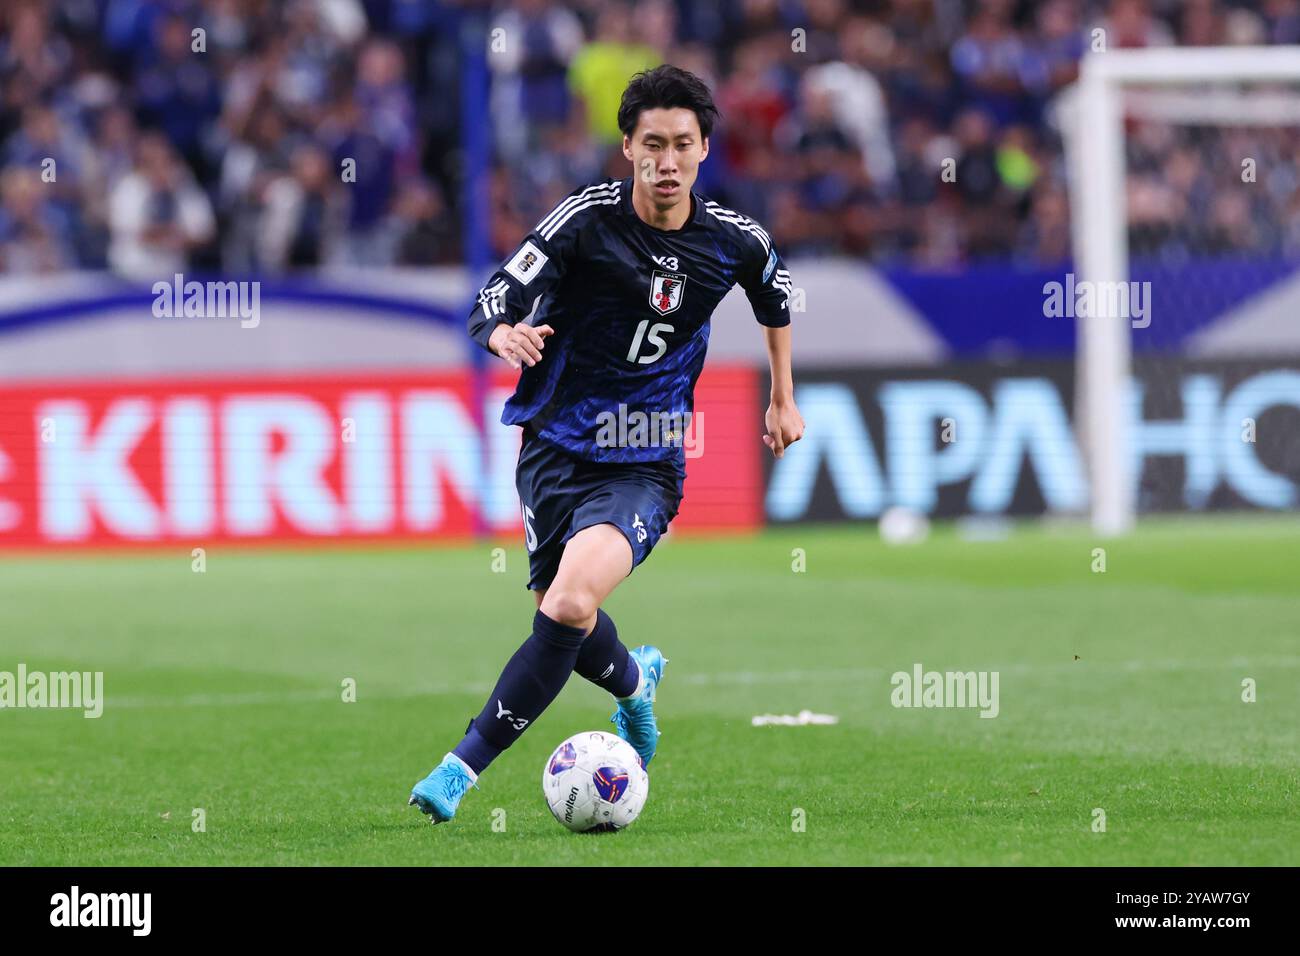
490, 322, 554, 370
763, 399, 804, 459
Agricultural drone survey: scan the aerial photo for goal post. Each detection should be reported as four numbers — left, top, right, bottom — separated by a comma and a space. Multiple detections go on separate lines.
1065, 47, 1300, 536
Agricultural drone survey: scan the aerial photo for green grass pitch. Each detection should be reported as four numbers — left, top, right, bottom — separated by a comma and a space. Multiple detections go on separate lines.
1, 517, 1297, 866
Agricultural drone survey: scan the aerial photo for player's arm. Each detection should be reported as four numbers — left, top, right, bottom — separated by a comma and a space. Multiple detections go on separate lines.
762, 324, 803, 459
739, 238, 805, 459
467, 231, 558, 369
467, 184, 596, 369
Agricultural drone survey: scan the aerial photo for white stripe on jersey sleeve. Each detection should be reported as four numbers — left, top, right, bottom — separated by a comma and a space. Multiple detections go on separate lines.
711, 212, 772, 251
705, 201, 772, 246
704, 204, 772, 254
535, 181, 619, 235
477, 278, 508, 301
476, 279, 509, 319
771, 270, 793, 308
541, 193, 621, 241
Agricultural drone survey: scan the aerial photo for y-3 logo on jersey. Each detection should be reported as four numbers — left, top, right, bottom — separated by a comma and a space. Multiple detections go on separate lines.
649, 269, 686, 315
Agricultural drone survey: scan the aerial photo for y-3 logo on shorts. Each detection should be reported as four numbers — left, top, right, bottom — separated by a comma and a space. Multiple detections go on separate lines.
633, 513, 647, 544
496, 699, 529, 731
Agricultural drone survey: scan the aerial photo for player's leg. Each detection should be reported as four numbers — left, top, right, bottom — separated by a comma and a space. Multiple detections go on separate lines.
532, 548, 637, 705
450, 476, 637, 777
523, 515, 668, 770
534, 606, 638, 707
409, 525, 630, 822
408, 432, 601, 823
408, 602, 583, 823
537, 524, 644, 701
558, 476, 681, 767
537, 521, 631, 628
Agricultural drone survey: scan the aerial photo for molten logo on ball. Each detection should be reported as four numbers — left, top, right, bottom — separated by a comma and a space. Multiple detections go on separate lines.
542, 731, 649, 832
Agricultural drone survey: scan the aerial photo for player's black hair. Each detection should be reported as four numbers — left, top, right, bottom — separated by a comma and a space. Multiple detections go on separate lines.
618, 65, 720, 140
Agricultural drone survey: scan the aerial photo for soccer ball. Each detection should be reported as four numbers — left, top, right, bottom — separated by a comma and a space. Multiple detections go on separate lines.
542, 730, 649, 832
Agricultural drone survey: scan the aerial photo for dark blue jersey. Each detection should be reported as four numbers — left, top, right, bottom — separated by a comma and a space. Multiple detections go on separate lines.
467, 176, 792, 463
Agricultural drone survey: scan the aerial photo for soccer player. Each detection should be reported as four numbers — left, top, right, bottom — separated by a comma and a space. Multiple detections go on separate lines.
409, 64, 804, 823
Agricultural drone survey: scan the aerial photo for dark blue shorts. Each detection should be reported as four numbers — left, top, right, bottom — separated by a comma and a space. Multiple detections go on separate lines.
515, 426, 685, 590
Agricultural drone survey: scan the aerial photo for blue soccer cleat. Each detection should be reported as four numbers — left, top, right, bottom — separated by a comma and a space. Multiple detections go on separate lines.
610, 645, 667, 767
408, 752, 479, 824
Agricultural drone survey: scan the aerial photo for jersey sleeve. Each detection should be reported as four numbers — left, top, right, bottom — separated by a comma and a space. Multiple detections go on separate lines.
737, 230, 792, 328
466, 182, 603, 352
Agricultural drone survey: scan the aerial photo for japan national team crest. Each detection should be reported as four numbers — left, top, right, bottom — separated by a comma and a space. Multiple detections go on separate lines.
649, 270, 686, 315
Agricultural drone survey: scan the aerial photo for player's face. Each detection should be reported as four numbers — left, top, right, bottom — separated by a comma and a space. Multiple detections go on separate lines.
623, 107, 709, 209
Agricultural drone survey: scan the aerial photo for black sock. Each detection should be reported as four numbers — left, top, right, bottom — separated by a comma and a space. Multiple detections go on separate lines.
574, 608, 639, 698
453, 610, 586, 775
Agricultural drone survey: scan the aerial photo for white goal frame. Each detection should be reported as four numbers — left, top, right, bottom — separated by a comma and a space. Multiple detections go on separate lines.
1066, 47, 1300, 536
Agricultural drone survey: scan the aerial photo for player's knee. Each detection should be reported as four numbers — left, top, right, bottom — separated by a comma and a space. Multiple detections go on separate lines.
540, 589, 596, 630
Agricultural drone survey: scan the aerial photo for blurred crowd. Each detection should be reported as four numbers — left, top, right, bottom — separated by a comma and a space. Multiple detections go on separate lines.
2, 0, 1299, 279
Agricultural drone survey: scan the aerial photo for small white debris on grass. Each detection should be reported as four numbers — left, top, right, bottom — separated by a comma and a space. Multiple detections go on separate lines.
751, 710, 839, 726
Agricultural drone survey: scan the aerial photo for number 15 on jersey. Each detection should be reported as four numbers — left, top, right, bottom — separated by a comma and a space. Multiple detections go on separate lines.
627, 320, 674, 364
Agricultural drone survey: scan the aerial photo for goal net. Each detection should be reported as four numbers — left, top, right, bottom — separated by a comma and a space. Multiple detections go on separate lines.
1065, 47, 1300, 535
